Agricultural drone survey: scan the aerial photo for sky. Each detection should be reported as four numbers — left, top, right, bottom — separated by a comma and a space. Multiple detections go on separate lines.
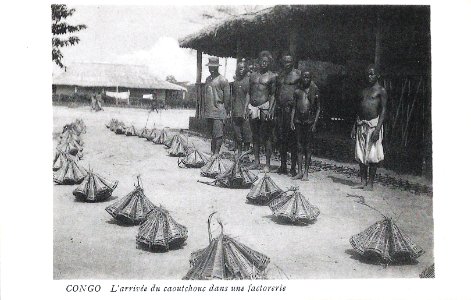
53, 6, 254, 83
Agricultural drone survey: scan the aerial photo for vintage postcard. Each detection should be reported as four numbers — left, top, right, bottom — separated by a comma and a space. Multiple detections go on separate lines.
2, 1, 471, 300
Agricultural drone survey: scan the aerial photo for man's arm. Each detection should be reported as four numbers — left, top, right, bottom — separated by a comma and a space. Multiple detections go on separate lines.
244, 80, 250, 119
290, 107, 296, 131
311, 86, 321, 132
222, 78, 231, 113
248, 73, 254, 105
371, 87, 387, 142
350, 122, 357, 140
274, 75, 281, 108
291, 91, 298, 130
350, 91, 362, 140
268, 74, 277, 119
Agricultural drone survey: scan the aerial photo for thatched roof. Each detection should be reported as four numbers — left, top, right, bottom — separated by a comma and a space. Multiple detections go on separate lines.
179, 6, 277, 54
53, 63, 187, 91
179, 5, 430, 71
179, 5, 374, 61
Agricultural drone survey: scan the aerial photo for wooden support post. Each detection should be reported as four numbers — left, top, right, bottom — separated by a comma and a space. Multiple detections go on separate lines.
288, 27, 298, 67
423, 75, 432, 178
195, 50, 203, 119
196, 50, 202, 84
374, 8, 383, 70
272, 49, 281, 66
236, 37, 242, 63
224, 57, 228, 78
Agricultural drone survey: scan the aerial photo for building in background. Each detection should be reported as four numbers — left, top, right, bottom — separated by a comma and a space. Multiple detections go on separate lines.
52, 62, 187, 107
179, 5, 431, 177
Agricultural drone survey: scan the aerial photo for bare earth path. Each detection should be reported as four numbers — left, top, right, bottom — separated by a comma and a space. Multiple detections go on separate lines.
53, 106, 433, 279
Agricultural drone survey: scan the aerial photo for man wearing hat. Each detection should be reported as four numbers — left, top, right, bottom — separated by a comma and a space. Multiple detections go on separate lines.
204, 57, 231, 155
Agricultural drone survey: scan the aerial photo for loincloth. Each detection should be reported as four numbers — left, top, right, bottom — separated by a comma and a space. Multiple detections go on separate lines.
248, 102, 270, 120
354, 116, 384, 164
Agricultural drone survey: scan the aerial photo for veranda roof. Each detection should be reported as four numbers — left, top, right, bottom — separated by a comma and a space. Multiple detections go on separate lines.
179, 5, 430, 71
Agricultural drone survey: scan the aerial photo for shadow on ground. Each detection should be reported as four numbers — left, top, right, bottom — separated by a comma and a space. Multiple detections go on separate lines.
262, 214, 316, 226
344, 249, 419, 266
106, 218, 139, 227
136, 242, 187, 253
329, 175, 357, 187
74, 195, 118, 203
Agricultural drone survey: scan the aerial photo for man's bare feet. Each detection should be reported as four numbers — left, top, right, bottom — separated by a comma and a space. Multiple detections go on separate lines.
248, 162, 260, 170
293, 173, 303, 180
277, 166, 288, 174
352, 183, 366, 189
301, 173, 309, 181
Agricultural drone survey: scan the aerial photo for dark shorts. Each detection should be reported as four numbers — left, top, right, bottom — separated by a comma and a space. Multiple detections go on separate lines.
276, 107, 296, 147
295, 122, 313, 150
207, 118, 224, 139
232, 117, 252, 143
250, 118, 274, 143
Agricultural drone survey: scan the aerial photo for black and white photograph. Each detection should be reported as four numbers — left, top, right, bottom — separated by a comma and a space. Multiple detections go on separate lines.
51, 4, 433, 280
2, 1, 471, 299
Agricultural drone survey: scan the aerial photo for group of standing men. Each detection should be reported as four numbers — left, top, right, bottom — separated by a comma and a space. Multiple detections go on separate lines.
204, 51, 320, 181
204, 51, 387, 188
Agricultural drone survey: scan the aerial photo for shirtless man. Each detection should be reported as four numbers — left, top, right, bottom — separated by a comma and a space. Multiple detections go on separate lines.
248, 51, 277, 172
276, 55, 301, 176
205, 57, 231, 155
291, 71, 320, 181
351, 64, 387, 191
231, 60, 252, 156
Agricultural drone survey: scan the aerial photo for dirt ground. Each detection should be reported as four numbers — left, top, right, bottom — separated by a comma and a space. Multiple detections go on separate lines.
53, 106, 434, 279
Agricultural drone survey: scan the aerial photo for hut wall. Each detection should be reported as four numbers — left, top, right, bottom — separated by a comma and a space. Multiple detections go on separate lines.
154, 90, 166, 101
183, 6, 431, 176
54, 85, 76, 96
77, 86, 105, 94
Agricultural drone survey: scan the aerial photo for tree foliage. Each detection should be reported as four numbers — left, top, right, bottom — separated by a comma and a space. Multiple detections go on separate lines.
51, 4, 87, 69
165, 75, 178, 83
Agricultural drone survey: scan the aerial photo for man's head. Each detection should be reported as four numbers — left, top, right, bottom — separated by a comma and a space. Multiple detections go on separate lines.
258, 51, 273, 72
282, 55, 294, 71
236, 60, 248, 78
248, 60, 259, 73
206, 57, 221, 76
247, 60, 255, 72
366, 64, 380, 84
209, 66, 219, 76
300, 71, 312, 88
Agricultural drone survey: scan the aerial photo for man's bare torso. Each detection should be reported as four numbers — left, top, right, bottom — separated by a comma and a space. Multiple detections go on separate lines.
250, 71, 276, 107
296, 89, 312, 114
294, 83, 318, 123
277, 69, 301, 107
359, 83, 386, 121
